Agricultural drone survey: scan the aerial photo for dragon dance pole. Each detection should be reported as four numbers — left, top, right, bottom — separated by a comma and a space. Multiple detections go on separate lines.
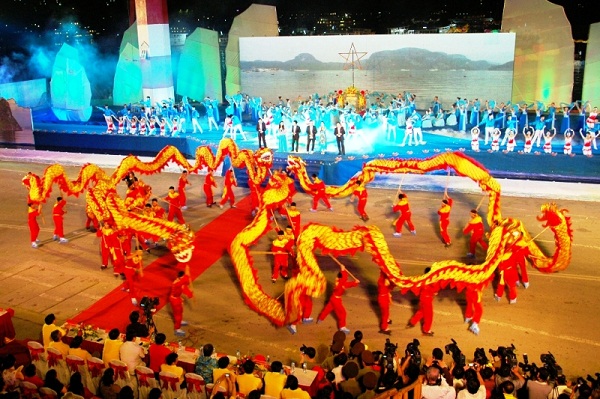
327, 253, 359, 281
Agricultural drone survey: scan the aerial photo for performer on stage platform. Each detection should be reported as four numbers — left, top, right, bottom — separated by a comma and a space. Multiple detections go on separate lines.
28, 203, 42, 249
437, 193, 453, 247
317, 266, 360, 334
392, 192, 416, 237
334, 122, 346, 155
306, 120, 317, 153
350, 180, 369, 221
542, 128, 557, 154
52, 197, 69, 243
178, 170, 191, 210
165, 186, 185, 224
463, 209, 488, 258
291, 120, 301, 153
563, 129, 574, 155
203, 170, 217, 207
170, 266, 194, 336
219, 168, 237, 209
406, 267, 436, 336
257, 117, 267, 149
308, 174, 333, 212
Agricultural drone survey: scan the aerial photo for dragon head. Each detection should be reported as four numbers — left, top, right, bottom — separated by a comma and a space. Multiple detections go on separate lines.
254, 147, 274, 169
537, 203, 563, 228
167, 227, 196, 263
286, 155, 305, 173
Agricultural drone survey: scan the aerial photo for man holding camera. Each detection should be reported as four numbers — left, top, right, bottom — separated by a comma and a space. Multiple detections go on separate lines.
421, 363, 456, 399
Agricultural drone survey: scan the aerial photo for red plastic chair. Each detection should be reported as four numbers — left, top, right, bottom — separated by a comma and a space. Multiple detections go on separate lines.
39, 387, 58, 399
185, 373, 206, 399
109, 359, 132, 388
136, 366, 158, 399
27, 341, 48, 378
159, 371, 184, 399
21, 380, 41, 399
66, 355, 86, 374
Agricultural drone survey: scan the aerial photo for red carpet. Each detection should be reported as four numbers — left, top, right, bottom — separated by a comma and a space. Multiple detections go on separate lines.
69, 196, 253, 331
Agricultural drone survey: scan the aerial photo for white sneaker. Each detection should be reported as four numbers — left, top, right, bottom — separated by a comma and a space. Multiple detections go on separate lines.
219, 204, 224, 209
287, 325, 297, 335
523, 282, 530, 289
181, 321, 189, 326
131, 298, 138, 306
509, 299, 517, 304
339, 327, 350, 334
31, 242, 39, 249
181, 206, 188, 210
393, 232, 402, 237
175, 329, 186, 336
469, 322, 480, 335
59, 238, 69, 243
53, 235, 59, 241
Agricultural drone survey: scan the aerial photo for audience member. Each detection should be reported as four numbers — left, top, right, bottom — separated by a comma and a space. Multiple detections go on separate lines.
194, 343, 218, 384
119, 332, 145, 374
281, 375, 311, 399
236, 359, 263, 396
149, 333, 172, 376
44, 369, 67, 398
125, 311, 149, 338
264, 361, 287, 398
49, 329, 70, 357
98, 368, 121, 399
68, 336, 92, 361
102, 328, 123, 366
42, 313, 68, 348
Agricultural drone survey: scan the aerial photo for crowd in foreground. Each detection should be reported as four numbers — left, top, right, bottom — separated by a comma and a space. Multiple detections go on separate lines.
1, 311, 599, 399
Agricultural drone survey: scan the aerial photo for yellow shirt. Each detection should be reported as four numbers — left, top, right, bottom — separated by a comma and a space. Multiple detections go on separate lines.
281, 388, 311, 399
69, 347, 92, 362
161, 363, 185, 383
264, 372, 287, 398
102, 338, 123, 366
42, 324, 66, 348
48, 341, 70, 358
213, 368, 236, 393
236, 373, 263, 396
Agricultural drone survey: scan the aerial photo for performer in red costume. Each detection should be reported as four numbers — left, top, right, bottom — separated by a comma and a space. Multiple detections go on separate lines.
271, 231, 293, 283
308, 173, 333, 212
99, 222, 121, 272
392, 192, 416, 237
122, 250, 143, 306
165, 186, 185, 224
377, 271, 394, 334
248, 178, 262, 216
350, 180, 369, 221
317, 266, 360, 334
495, 233, 529, 304
437, 193, 453, 247
463, 209, 488, 257
178, 170, 191, 210
28, 203, 42, 249
203, 170, 217, 207
52, 196, 69, 243
151, 198, 166, 219
282, 202, 301, 240
219, 168, 237, 209
287, 289, 314, 335
406, 267, 436, 336
465, 285, 483, 335
170, 266, 194, 336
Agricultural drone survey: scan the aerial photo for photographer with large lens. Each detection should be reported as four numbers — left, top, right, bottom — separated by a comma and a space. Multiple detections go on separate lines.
526, 368, 553, 399
494, 363, 525, 394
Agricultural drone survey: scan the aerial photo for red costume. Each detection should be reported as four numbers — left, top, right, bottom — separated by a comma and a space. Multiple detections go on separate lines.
408, 284, 436, 333
219, 169, 237, 207
317, 270, 359, 329
170, 274, 193, 330
52, 199, 67, 238
496, 242, 529, 301
165, 191, 185, 224
309, 177, 332, 211
28, 205, 41, 243
178, 173, 190, 208
377, 272, 393, 331
152, 203, 166, 220
392, 195, 415, 234
286, 208, 301, 239
352, 185, 368, 220
203, 173, 217, 206
465, 286, 483, 323
123, 252, 142, 303
437, 197, 453, 245
463, 214, 488, 255
271, 236, 293, 280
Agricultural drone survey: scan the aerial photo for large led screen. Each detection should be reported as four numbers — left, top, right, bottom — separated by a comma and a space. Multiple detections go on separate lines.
240, 33, 515, 107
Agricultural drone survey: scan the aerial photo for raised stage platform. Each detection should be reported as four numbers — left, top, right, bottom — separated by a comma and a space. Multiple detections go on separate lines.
30, 120, 600, 186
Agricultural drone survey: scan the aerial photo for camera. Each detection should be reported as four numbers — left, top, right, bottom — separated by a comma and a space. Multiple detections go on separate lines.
140, 296, 159, 311
300, 344, 307, 354
445, 339, 466, 369
489, 344, 517, 367
404, 339, 421, 367
473, 348, 489, 366
539, 352, 562, 381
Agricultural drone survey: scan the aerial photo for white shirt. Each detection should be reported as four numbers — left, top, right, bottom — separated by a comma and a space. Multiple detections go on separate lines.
457, 385, 486, 399
422, 378, 456, 399
119, 341, 145, 374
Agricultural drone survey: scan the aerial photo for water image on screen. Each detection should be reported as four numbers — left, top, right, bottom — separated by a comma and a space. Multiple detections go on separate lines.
240, 34, 515, 107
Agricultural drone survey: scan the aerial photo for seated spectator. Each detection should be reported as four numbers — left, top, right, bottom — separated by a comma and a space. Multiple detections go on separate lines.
160, 353, 185, 386
339, 362, 361, 398
194, 343, 218, 384
148, 388, 162, 399
357, 350, 376, 380
1, 354, 23, 392
23, 363, 44, 388
281, 375, 311, 399
0, 377, 19, 399
457, 367, 485, 399
299, 346, 318, 370
118, 386, 134, 399
119, 332, 145, 375
332, 353, 348, 384
42, 313, 68, 348
44, 369, 67, 399
236, 359, 263, 397
421, 366, 456, 399
98, 368, 121, 399
357, 372, 378, 399
67, 372, 94, 399
49, 330, 70, 358
213, 356, 236, 394
125, 311, 149, 338
210, 373, 236, 399
68, 336, 92, 362
321, 338, 345, 372
349, 331, 364, 353
526, 369, 553, 399
102, 329, 123, 367
264, 361, 287, 398
149, 333, 172, 376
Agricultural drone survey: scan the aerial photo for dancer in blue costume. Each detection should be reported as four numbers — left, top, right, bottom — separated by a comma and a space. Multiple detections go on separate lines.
458, 99, 468, 132
431, 96, 442, 115
277, 121, 288, 152
469, 98, 481, 127
478, 112, 503, 145
96, 105, 117, 133
410, 110, 426, 145
559, 103, 575, 133
547, 102, 557, 130
532, 114, 550, 147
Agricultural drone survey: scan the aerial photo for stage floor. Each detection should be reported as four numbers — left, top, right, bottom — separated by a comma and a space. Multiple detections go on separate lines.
32, 120, 600, 184
1, 152, 599, 377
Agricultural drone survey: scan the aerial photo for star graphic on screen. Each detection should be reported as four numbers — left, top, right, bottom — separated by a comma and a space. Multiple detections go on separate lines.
338, 43, 367, 71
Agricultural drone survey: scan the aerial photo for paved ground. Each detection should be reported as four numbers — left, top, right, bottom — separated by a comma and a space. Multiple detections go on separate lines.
1, 152, 599, 379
